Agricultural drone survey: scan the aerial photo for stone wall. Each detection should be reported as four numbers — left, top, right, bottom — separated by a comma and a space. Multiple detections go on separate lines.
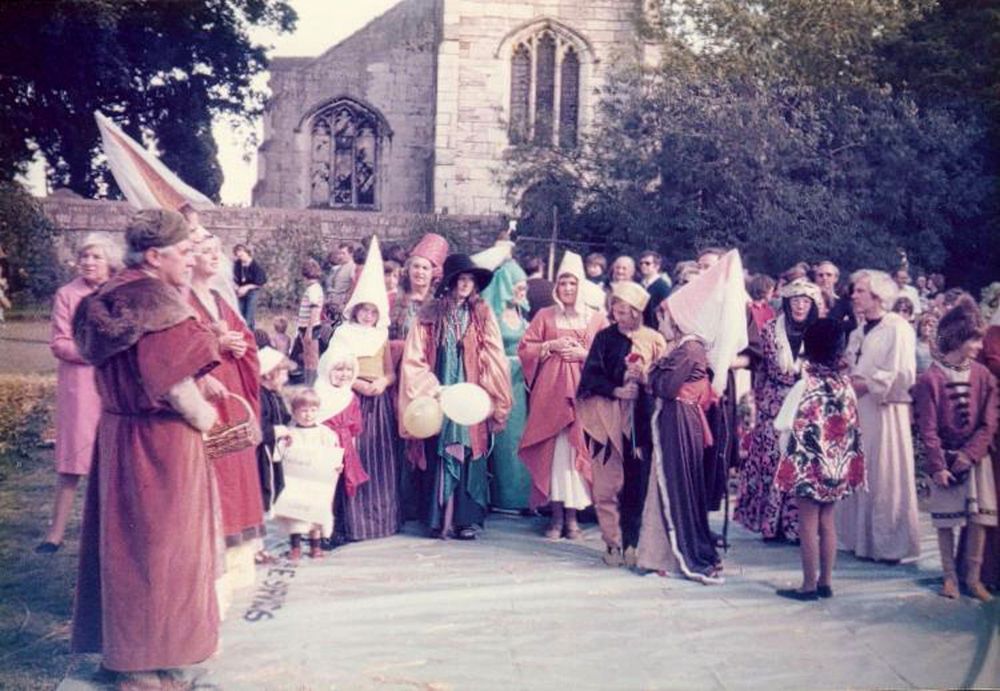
40, 197, 506, 307
433, 0, 644, 215
254, 0, 441, 213
254, 0, 650, 218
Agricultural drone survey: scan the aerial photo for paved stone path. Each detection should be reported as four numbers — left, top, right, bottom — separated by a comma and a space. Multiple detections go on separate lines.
60, 508, 999, 690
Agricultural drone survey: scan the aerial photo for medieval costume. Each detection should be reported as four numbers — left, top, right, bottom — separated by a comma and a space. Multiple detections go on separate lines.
638, 250, 748, 583
735, 278, 821, 541
578, 281, 668, 565
329, 236, 402, 540
519, 252, 606, 527
71, 211, 221, 674
836, 310, 920, 561
914, 300, 997, 600
317, 343, 368, 537
390, 233, 449, 520
640, 339, 722, 581
389, 233, 449, 346
188, 285, 264, 547
973, 311, 1000, 589
477, 244, 532, 510
399, 254, 512, 538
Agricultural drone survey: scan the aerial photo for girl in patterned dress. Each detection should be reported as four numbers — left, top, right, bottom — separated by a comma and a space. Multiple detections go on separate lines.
774, 319, 865, 600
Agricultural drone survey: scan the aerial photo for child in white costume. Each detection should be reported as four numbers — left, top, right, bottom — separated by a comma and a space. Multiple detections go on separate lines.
273, 387, 343, 560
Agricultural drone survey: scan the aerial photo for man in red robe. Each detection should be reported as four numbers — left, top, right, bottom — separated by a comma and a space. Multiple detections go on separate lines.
71, 209, 225, 687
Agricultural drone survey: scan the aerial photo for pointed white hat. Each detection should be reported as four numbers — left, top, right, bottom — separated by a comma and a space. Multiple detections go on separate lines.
335, 235, 390, 357
666, 249, 749, 395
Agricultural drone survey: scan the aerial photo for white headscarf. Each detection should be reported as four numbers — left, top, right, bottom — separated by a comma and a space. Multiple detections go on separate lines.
554, 251, 605, 313
332, 235, 390, 358
315, 342, 359, 421
665, 249, 750, 395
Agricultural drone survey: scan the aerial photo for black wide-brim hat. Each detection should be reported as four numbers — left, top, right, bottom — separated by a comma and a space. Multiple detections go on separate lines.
436, 253, 494, 297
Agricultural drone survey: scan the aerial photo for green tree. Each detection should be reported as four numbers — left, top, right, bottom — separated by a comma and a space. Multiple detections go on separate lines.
0, 0, 296, 199
505, 1, 998, 287
876, 0, 1000, 288
0, 182, 62, 302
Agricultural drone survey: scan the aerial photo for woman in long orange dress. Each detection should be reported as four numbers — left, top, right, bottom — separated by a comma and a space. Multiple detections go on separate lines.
518, 251, 606, 539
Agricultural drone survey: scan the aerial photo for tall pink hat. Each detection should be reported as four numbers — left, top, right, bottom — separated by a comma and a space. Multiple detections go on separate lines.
409, 233, 449, 278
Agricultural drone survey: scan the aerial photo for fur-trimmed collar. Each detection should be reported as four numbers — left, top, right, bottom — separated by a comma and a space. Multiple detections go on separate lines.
73, 268, 196, 366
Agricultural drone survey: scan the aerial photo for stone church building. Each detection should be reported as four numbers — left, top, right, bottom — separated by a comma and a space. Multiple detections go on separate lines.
253, 0, 656, 216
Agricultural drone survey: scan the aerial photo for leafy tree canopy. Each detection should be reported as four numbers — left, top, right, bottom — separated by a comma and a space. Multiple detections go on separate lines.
505, 0, 998, 288
0, 0, 296, 200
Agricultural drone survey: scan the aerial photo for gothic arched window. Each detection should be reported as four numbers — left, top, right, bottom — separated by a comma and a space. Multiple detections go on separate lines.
508, 28, 582, 149
310, 99, 381, 209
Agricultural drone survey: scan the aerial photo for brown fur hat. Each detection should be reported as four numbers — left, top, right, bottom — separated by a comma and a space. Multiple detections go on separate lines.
936, 296, 984, 354
126, 209, 190, 253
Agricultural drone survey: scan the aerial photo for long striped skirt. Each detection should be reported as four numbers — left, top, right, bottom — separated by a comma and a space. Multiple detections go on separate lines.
335, 388, 403, 541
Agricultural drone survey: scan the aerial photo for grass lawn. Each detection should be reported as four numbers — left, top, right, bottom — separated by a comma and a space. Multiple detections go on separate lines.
1, 314, 81, 688
0, 449, 85, 689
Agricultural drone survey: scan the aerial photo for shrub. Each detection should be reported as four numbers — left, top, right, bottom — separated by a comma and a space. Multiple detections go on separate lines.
0, 375, 55, 478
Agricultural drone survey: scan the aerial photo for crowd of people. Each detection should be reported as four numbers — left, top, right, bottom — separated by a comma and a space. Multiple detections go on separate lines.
37, 209, 999, 687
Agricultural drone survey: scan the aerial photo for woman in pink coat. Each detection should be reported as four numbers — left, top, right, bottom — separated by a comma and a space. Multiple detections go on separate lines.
37, 233, 122, 553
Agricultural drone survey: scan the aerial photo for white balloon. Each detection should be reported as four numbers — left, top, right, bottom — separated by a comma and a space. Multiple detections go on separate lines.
403, 396, 444, 439
439, 383, 492, 426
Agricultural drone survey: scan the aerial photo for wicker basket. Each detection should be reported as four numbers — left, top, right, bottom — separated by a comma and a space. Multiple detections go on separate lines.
204, 392, 261, 460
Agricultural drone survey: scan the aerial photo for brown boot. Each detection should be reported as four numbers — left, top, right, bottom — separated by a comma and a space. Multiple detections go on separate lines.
963, 525, 992, 601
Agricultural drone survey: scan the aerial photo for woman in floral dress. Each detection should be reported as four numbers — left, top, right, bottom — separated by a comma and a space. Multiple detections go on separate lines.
773, 319, 865, 600
735, 278, 821, 542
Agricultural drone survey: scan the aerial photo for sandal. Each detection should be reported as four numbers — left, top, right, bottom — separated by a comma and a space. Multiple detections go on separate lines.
544, 524, 562, 540
563, 524, 582, 540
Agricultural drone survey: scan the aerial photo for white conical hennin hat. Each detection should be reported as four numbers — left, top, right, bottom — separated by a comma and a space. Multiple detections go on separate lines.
335, 235, 390, 357
666, 249, 749, 395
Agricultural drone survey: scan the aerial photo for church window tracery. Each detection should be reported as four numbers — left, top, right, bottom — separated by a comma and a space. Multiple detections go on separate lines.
508, 27, 582, 148
310, 99, 380, 208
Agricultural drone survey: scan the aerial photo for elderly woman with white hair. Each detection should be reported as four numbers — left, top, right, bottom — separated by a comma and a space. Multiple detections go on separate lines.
36, 233, 123, 553
836, 269, 920, 563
